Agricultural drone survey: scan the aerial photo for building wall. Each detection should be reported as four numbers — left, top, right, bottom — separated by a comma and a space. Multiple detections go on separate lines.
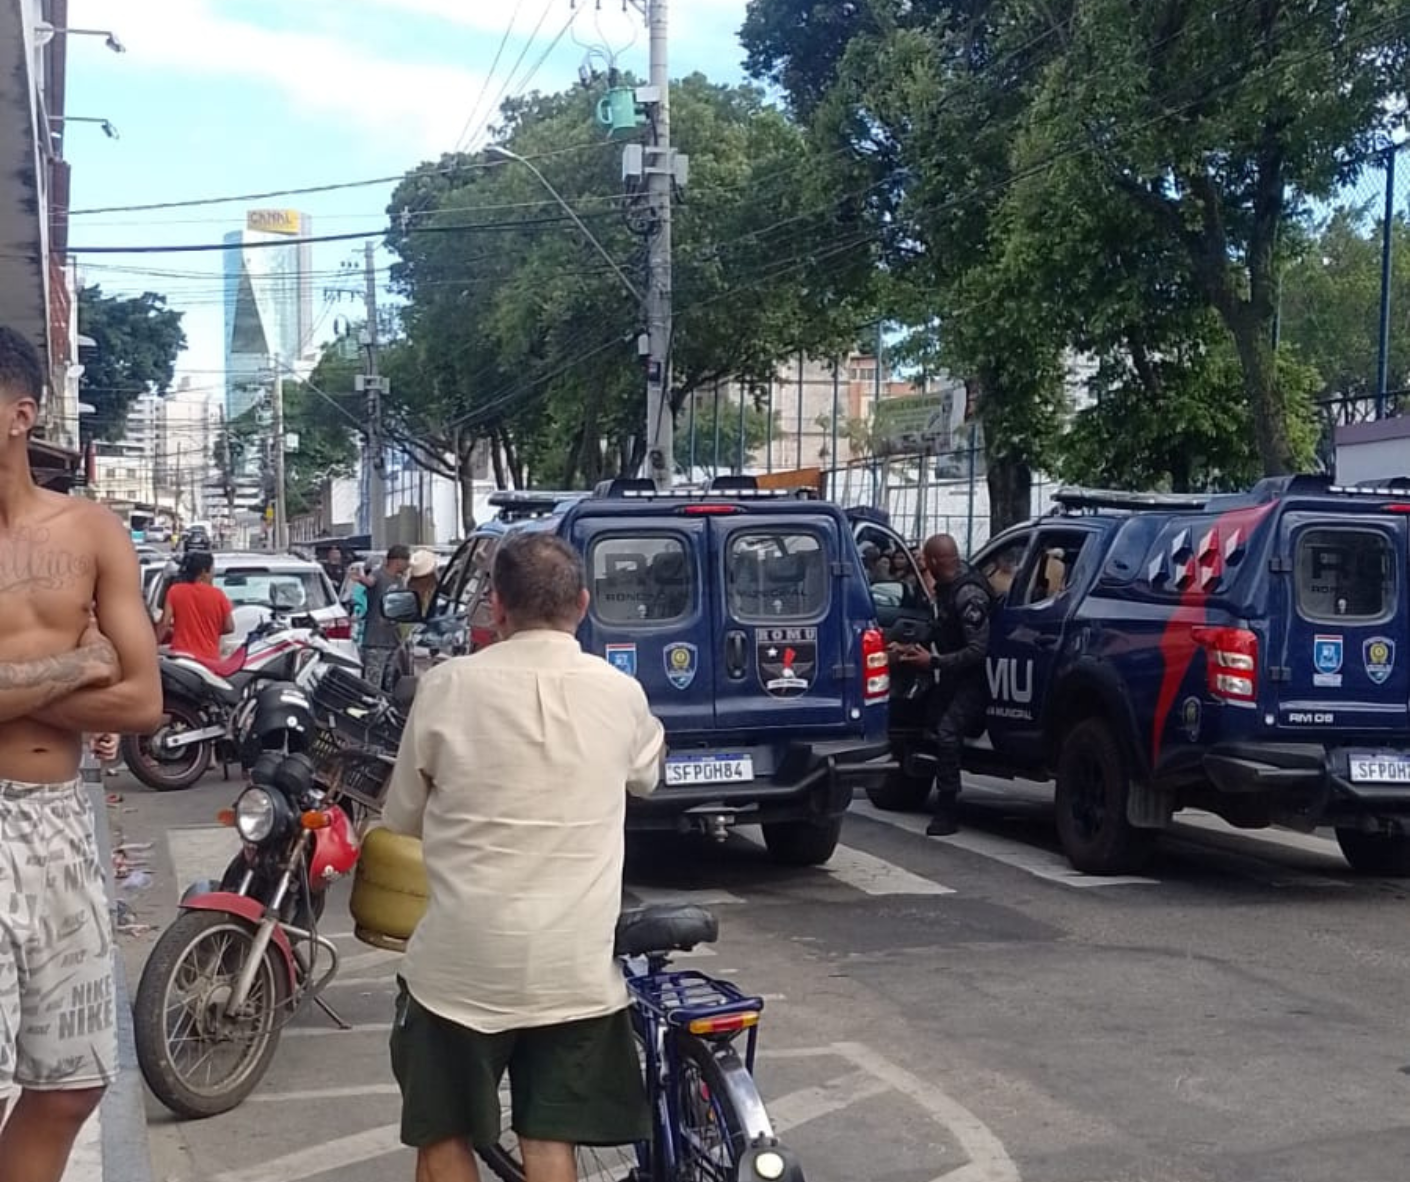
222, 210, 314, 420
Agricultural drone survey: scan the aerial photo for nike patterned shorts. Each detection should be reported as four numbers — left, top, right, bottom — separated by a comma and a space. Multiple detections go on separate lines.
0, 779, 117, 1093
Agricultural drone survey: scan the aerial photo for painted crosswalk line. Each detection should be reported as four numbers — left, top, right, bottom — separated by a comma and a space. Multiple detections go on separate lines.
849, 799, 1159, 888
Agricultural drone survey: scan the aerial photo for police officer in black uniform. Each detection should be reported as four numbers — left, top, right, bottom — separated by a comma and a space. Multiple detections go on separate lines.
895, 534, 994, 836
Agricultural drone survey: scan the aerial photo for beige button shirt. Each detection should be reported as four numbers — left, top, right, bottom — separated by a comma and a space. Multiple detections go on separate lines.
381, 629, 665, 1033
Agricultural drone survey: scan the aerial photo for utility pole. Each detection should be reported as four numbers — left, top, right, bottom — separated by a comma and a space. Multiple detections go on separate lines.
642, 0, 674, 489
362, 241, 388, 548
272, 359, 288, 551
220, 406, 235, 541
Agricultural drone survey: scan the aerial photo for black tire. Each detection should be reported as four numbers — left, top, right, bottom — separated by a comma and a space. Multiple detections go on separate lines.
761, 816, 844, 866
866, 770, 933, 812
1335, 828, 1410, 876
133, 910, 286, 1119
121, 698, 212, 791
1054, 717, 1156, 875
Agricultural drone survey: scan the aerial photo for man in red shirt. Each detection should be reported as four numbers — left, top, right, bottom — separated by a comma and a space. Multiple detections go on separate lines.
156, 551, 233, 665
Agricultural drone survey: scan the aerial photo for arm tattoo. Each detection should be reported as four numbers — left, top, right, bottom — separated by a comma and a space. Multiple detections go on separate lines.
0, 644, 109, 705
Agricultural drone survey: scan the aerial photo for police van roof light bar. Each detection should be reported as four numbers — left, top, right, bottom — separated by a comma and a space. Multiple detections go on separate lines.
1052, 486, 1211, 513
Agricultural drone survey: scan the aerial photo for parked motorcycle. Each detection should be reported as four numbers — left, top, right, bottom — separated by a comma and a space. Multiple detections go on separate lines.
122, 608, 361, 791
132, 749, 368, 1118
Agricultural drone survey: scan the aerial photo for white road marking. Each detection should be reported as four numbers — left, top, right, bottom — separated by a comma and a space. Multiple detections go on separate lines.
627, 885, 746, 906
166, 824, 241, 899
209, 1122, 406, 1182
286, 1022, 392, 1037
822, 842, 957, 896
850, 800, 1158, 888
250, 1084, 402, 1102
336, 947, 402, 974
767, 1069, 891, 1131
832, 1041, 1021, 1182
1172, 811, 1344, 858
58, 1107, 101, 1182
734, 831, 955, 895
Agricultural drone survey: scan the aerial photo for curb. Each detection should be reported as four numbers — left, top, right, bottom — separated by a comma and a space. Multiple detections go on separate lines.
87, 781, 157, 1182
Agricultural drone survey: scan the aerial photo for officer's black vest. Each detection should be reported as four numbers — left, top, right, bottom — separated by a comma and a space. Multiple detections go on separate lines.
934, 566, 995, 656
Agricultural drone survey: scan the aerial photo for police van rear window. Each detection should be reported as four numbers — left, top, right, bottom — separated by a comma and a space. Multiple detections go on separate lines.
727, 531, 827, 621
589, 536, 695, 624
1295, 528, 1395, 622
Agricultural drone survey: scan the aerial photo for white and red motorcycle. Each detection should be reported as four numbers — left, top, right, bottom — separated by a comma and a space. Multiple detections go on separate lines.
122, 607, 361, 792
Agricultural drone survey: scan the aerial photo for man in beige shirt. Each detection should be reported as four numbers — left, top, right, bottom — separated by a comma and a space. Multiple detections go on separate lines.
383, 531, 664, 1182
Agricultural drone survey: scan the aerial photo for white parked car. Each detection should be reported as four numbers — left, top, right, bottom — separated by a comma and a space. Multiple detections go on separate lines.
146, 552, 360, 667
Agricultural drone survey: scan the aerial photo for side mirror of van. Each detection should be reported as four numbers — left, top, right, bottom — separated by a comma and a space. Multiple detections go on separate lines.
381, 588, 422, 623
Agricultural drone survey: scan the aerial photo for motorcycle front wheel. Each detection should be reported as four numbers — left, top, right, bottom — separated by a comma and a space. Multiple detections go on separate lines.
121, 698, 213, 791
133, 910, 288, 1118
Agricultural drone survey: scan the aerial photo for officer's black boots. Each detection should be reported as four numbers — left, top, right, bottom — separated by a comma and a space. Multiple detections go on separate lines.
926, 795, 959, 837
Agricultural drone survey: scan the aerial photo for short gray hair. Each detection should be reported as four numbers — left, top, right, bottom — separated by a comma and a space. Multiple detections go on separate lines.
491, 532, 585, 628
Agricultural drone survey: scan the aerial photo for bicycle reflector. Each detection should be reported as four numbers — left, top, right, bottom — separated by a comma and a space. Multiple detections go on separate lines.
739, 1140, 804, 1182
686, 1011, 759, 1036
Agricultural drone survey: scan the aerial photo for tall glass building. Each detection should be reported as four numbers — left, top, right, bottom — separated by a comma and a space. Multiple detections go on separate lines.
223, 209, 314, 420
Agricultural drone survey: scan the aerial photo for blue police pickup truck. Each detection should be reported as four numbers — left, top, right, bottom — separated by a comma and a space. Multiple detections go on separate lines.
869, 477, 1410, 877
395, 478, 892, 866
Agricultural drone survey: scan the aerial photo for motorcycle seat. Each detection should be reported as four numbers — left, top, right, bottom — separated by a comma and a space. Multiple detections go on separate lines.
613, 905, 718, 958
210, 649, 248, 679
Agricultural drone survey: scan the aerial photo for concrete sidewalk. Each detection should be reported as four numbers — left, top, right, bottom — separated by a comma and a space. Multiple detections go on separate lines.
60, 783, 156, 1182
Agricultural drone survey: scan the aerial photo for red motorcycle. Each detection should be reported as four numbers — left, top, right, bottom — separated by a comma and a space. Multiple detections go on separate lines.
132, 749, 362, 1118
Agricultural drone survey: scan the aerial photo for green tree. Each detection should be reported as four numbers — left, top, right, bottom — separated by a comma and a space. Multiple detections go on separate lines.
996, 0, 1406, 476
743, 2, 1070, 529
1280, 205, 1410, 432
383, 74, 876, 497
77, 285, 186, 442
743, 0, 1408, 510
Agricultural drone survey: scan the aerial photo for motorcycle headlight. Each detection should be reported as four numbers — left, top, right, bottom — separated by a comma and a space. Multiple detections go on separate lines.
234, 787, 288, 844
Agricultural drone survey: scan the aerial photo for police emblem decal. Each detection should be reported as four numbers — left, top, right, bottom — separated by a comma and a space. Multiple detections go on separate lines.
1180, 696, 1201, 742
605, 643, 637, 677
1312, 634, 1343, 687
757, 627, 818, 698
664, 642, 698, 690
1364, 636, 1395, 685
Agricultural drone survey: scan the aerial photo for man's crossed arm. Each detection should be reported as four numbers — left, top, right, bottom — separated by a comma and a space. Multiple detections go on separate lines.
26, 510, 162, 734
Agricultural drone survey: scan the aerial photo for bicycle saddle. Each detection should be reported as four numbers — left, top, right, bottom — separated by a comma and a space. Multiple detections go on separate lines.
614, 905, 719, 958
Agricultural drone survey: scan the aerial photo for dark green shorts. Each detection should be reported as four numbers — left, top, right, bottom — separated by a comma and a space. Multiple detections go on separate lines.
388, 979, 649, 1149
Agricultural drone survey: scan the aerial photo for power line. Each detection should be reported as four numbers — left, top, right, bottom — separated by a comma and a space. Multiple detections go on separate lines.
61, 141, 615, 218
44, 211, 616, 256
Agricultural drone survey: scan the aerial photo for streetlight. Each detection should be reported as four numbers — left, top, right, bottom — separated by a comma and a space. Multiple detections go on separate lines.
51, 116, 119, 139
483, 144, 642, 302
33, 21, 125, 52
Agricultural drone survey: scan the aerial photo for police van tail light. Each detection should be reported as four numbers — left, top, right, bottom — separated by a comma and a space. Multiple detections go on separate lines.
1193, 626, 1258, 702
861, 628, 889, 702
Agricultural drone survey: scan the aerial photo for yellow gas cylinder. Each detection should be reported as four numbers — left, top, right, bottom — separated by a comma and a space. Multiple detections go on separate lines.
350, 826, 429, 951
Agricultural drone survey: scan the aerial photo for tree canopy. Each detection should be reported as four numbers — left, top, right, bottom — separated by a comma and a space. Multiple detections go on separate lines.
77, 285, 186, 443
741, 0, 1410, 517
381, 73, 880, 499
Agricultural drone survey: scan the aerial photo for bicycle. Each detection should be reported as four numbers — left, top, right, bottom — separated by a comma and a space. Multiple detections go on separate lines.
480, 904, 807, 1182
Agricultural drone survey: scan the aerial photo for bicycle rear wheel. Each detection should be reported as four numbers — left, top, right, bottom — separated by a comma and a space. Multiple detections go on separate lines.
479, 1033, 760, 1182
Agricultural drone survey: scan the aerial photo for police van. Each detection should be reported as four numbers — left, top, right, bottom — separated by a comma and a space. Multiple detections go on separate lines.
388, 478, 892, 865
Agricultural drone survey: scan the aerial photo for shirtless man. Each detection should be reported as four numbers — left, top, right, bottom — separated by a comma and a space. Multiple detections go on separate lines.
0, 327, 162, 1182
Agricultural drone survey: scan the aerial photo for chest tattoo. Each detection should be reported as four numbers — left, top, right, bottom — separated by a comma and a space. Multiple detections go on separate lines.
0, 527, 95, 596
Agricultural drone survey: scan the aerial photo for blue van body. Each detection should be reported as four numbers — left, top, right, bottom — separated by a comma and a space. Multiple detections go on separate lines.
423, 481, 891, 865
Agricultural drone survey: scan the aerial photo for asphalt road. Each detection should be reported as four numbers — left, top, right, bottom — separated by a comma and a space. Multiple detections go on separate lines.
106, 768, 1410, 1182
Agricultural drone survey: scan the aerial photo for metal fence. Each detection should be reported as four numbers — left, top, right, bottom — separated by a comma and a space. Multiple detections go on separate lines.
1298, 140, 1409, 433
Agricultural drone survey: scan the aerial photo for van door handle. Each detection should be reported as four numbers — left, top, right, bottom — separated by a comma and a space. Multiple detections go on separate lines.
1035, 634, 1059, 650
724, 630, 747, 679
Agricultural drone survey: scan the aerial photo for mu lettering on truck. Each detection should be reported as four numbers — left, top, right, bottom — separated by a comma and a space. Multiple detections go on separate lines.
987, 656, 1034, 720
